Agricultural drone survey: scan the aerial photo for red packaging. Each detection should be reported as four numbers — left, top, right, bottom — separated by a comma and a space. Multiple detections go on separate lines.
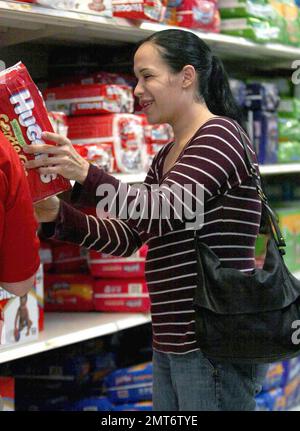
73, 143, 114, 173
0, 62, 71, 202
176, 0, 220, 32
51, 242, 88, 273
60, 71, 137, 88
44, 273, 94, 311
112, 0, 167, 22
0, 377, 14, 411
94, 278, 150, 312
144, 122, 174, 145
89, 245, 148, 278
44, 84, 134, 116
68, 114, 146, 173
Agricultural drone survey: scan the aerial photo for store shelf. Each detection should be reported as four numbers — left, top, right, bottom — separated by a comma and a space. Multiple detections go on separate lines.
0, 0, 300, 68
260, 164, 300, 176
0, 312, 151, 364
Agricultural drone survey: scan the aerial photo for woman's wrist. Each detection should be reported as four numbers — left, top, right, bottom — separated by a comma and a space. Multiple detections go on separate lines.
76, 160, 90, 185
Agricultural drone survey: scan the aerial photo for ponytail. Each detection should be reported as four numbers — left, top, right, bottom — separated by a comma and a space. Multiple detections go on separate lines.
204, 56, 244, 126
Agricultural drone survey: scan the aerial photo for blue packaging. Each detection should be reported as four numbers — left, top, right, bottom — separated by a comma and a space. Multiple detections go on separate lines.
247, 110, 278, 164
106, 382, 153, 404
229, 79, 247, 107
70, 396, 113, 411
255, 387, 286, 411
113, 401, 153, 411
89, 352, 116, 384
104, 362, 153, 388
262, 362, 285, 391
283, 357, 300, 385
245, 82, 280, 111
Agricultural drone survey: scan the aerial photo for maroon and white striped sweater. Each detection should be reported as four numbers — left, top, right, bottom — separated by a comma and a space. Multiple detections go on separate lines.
43, 116, 261, 355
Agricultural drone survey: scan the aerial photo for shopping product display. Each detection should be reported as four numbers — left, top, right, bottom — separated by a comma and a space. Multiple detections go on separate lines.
112, 0, 167, 22
35, 0, 113, 17
176, 0, 221, 32
0, 62, 71, 202
0, 377, 14, 411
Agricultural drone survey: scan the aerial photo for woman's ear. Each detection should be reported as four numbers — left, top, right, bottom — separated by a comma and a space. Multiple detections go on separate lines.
182, 65, 196, 89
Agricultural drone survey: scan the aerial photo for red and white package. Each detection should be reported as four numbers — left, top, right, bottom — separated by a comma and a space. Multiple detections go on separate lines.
73, 143, 114, 173
51, 242, 88, 273
44, 273, 94, 312
48, 111, 68, 136
88, 245, 148, 278
144, 122, 174, 145
36, 0, 112, 18
176, 0, 220, 32
112, 0, 167, 22
94, 278, 150, 312
0, 62, 71, 202
68, 114, 146, 173
62, 71, 136, 88
44, 84, 134, 116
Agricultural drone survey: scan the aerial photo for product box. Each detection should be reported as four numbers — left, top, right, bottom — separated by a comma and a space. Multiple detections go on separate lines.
0, 286, 39, 348
247, 110, 278, 164
51, 242, 88, 274
73, 143, 114, 173
35, 264, 44, 332
0, 377, 15, 411
88, 245, 147, 278
221, 17, 285, 43
70, 396, 113, 411
218, 0, 277, 19
113, 401, 153, 410
0, 62, 71, 202
112, 0, 167, 22
176, 0, 221, 32
44, 273, 94, 311
245, 82, 280, 111
68, 114, 146, 173
44, 84, 134, 116
36, 0, 112, 18
48, 111, 68, 137
94, 279, 150, 312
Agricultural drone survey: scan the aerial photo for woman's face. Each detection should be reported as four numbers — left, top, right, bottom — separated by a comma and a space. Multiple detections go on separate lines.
134, 42, 183, 125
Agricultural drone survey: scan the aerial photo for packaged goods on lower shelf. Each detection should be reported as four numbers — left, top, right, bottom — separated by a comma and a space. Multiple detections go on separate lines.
0, 62, 70, 202
246, 110, 278, 164
88, 245, 147, 278
68, 114, 146, 173
278, 141, 300, 162
245, 82, 280, 112
104, 362, 153, 404
44, 84, 134, 116
94, 279, 150, 312
113, 401, 152, 411
35, 0, 113, 18
51, 242, 88, 274
0, 283, 39, 348
112, 0, 166, 22
0, 377, 14, 411
70, 396, 113, 411
44, 273, 94, 311
176, 0, 221, 32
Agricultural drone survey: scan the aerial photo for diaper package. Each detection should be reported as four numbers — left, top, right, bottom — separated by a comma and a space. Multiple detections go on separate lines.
176, 0, 221, 32
0, 286, 38, 348
48, 111, 68, 136
51, 242, 88, 273
245, 82, 280, 111
113, 401, 153, 410
247, 110, 278, 164
70, 396, 113, 411
44, 84, 134, 116
93, 278, 150, 312
44, 273, 94, 311
219, 0, 277, 19
0, 62, 70, 202
104, 362, 153, 404
68, 114, 146, 173
112, 0, 167, 22
88, 245, 147, 278
0, 377, 14, 411
36, 0, 112, 18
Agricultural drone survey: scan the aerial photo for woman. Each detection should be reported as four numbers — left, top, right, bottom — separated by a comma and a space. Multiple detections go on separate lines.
25, 29, 268, 411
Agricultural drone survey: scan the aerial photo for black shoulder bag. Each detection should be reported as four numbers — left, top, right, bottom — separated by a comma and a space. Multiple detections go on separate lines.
193, 123, 300, 364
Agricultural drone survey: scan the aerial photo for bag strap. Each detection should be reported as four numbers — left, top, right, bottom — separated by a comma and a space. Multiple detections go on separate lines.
233, 121, 286, 253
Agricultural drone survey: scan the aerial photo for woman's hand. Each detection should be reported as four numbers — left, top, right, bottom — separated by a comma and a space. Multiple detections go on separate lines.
24, 131, 90, 184
34, 195, 60, 223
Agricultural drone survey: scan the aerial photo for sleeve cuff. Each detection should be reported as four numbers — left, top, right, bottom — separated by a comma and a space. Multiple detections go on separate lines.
71, 164, 105, 207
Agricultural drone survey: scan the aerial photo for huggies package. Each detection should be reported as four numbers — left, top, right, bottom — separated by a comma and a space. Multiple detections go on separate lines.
36, 0, 112, 18
112, 0, 167, 22
176, 0, 221, 32
0, 62, 71, 202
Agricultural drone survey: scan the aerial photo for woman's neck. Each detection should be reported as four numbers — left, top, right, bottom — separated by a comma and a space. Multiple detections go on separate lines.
172, 104, 217, 150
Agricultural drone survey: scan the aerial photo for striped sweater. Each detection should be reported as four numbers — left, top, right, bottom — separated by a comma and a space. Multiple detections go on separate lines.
43, 116, 261, 355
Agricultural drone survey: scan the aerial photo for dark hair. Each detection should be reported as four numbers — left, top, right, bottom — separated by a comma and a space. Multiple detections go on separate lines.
135, 29, 243, 126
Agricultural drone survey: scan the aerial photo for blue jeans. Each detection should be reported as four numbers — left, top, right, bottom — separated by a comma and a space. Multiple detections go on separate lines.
152, 349, 269, 411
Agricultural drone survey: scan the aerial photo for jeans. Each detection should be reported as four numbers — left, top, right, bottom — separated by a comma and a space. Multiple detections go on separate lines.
152, 349, 269, 411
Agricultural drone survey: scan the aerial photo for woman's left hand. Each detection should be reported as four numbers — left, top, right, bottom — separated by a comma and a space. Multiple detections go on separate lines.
24, 131, 90, 184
